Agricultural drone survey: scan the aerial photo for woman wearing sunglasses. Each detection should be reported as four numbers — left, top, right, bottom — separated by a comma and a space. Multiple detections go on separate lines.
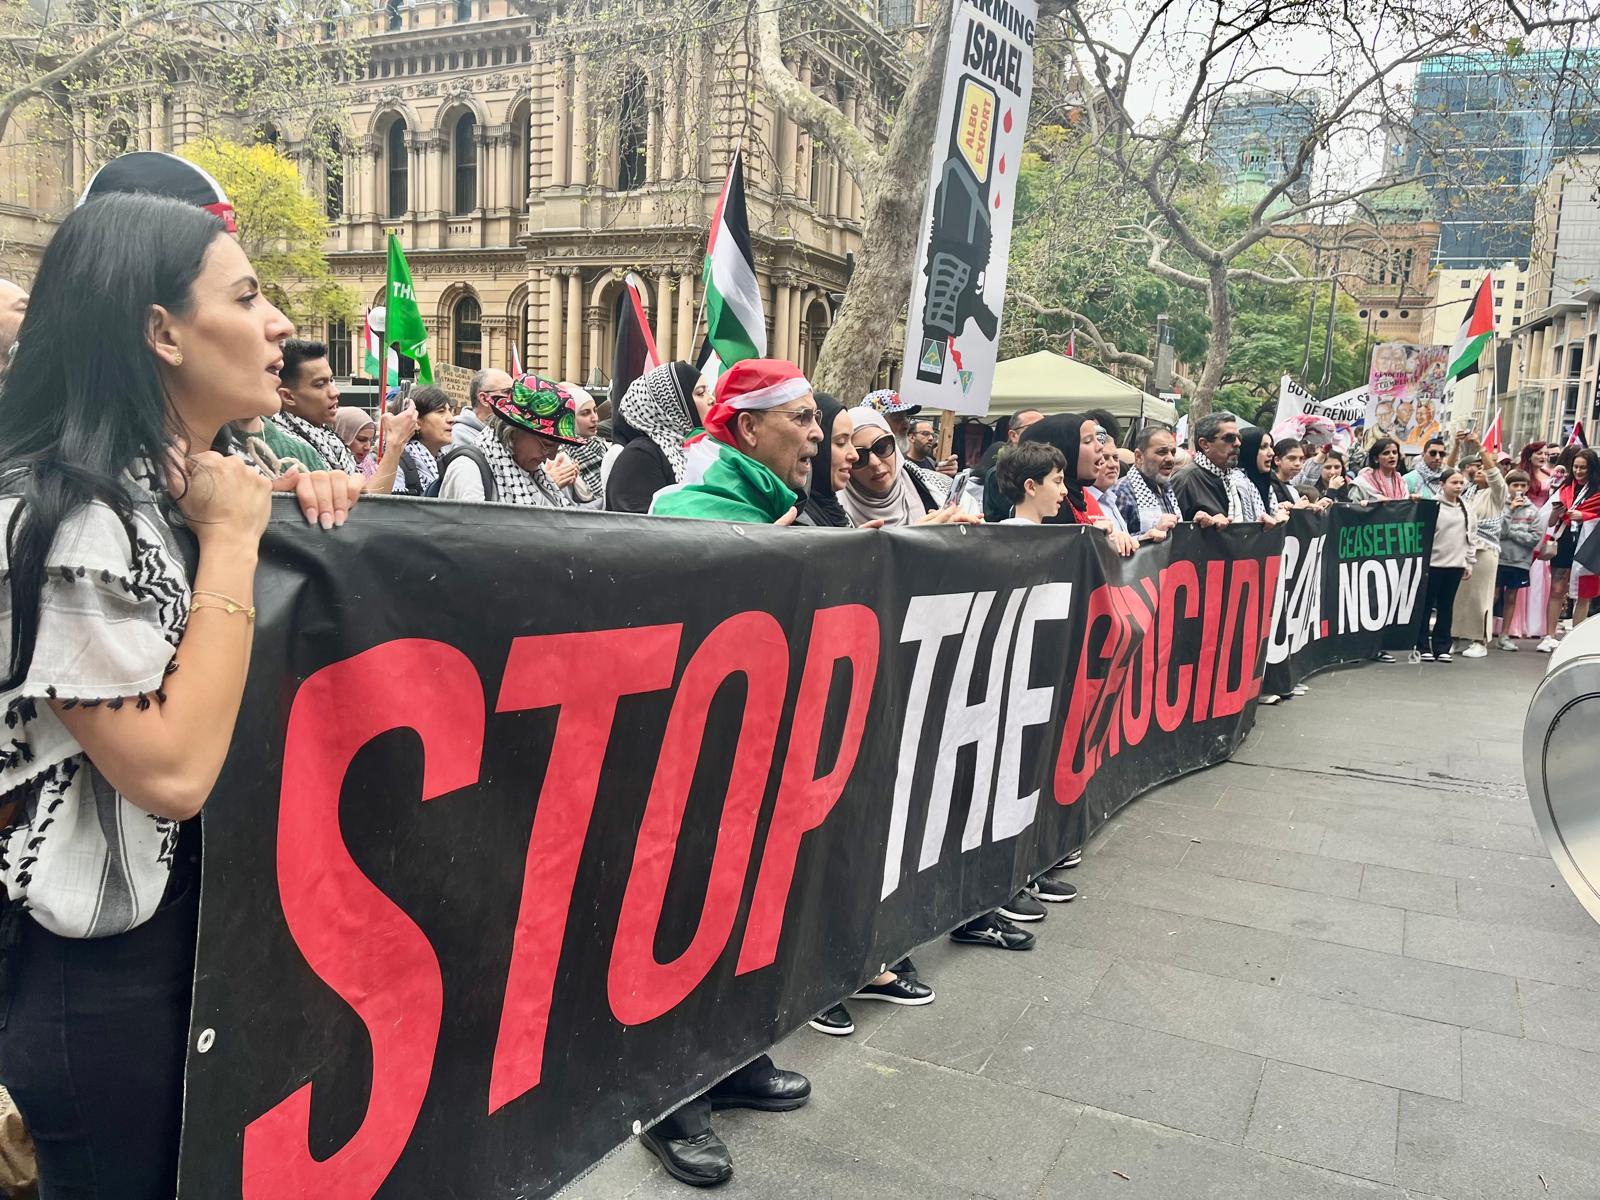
840, 408, 975, 527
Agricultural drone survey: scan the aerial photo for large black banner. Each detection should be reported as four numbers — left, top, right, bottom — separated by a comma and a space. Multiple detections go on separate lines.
175, 501, 1411, 1199
1264, 500, 1437, 695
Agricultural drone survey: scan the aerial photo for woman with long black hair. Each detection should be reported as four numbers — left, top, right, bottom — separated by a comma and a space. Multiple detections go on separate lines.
0, 192, 357, 1196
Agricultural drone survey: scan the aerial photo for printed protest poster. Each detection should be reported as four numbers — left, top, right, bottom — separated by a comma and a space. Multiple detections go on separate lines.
1366, 343, 1449, 451
1276, 375, 1369, 448
900, 0, 1038, 416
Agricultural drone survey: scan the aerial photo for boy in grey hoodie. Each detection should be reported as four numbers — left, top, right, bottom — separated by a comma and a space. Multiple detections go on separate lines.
1495, 468, 1546, 649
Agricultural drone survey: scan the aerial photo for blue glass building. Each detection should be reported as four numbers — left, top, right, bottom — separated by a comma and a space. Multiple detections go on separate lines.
1408, 51, 1600, 269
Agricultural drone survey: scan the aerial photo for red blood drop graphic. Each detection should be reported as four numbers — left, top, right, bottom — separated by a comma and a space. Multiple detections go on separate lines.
998, 155, 1006, 174
1003, 110, 1014, 133
994, 195, 1002, 209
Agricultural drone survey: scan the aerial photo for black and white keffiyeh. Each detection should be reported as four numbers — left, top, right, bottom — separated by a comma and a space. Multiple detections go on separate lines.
619, 366, 696, 482
391, 441, 439, 495
269, 410, 359, 476
1193, 449, 1245, 521
476, 426, 574, 509
1229, 469, 1265, 521
567, 436, 609, 498
1112, 469, 1180, 534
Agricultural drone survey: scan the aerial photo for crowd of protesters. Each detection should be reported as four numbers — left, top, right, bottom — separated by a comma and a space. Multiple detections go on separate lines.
0, 152, 1595, 1199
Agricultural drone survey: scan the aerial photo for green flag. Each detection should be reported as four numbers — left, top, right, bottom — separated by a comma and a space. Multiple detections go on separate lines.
385, 233, 433, 384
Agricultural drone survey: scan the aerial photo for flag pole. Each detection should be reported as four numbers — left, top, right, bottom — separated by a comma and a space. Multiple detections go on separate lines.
693, 136, 745, 360
376, 243, 391, 460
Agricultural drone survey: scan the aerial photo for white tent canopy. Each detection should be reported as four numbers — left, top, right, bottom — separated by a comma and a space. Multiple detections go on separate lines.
980, 351, 1178, 427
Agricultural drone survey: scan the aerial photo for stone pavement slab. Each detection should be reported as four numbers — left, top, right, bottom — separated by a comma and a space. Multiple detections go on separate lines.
571, 648, 1597, 1199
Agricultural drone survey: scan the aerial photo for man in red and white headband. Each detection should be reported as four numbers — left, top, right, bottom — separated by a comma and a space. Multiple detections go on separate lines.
652, 358, 823, 523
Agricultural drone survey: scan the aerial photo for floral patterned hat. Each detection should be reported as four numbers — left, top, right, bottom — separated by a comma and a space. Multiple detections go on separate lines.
489, 373, 582, 444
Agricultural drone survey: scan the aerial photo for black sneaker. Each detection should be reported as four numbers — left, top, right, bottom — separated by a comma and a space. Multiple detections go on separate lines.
854, 975, 935, 1005
1057, 848, 1083, 869
808, 1003, 854, 1036
1374, 651, 1396, 663
999, 890, 1046, 922
1419, 651, 1435, 662
1028, 876, 1078, 903
950, 913, 1036, 951
1436, 651, 1452, 663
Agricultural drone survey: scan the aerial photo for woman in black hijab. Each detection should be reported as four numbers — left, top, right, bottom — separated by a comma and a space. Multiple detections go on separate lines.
1019, 413, 1138, 556
1020, 414, 1098, 524
799, 393, 854, 527
1238, 426, 1289, 523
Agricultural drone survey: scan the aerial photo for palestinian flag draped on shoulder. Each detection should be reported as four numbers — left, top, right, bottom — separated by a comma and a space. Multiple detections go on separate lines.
702, 150, 766, 367
1447, 275, 1494, 382
650, 359, 806, 523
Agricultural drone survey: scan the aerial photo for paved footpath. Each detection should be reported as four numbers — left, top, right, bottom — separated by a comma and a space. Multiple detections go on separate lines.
567, 649, 1600, 1200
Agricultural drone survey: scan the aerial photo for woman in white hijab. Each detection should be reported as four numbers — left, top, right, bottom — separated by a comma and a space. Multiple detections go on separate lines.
841, 406, 972, 527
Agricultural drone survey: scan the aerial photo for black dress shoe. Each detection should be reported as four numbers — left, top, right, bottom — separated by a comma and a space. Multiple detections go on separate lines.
640, 1128, 733, 1187
708, 1066, 812, 1112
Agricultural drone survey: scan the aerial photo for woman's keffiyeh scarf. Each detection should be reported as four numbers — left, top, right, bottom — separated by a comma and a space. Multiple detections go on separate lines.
477, 426, 573, 509
269, 409, 358, 475
1229, 470, 1265, 521
567, 436, 609, 497
619, 365, 696, 482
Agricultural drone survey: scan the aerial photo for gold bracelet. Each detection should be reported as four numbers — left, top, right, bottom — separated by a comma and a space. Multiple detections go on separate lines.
190, 591, 256, 623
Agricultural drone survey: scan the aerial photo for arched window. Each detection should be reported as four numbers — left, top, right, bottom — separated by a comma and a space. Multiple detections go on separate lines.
105, 118, 131, 156
617, 73, 648, 191
325, 130, 344, 220
453, 112, 478, 214
453, 295, 482, 369
455, 0, 472, 18
386, 118, 408, 218
385, 0, 402, 29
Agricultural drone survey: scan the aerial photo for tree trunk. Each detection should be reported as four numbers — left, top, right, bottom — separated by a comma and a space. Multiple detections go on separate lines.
1191, 264, 1232, 423
809, 1, 951, 403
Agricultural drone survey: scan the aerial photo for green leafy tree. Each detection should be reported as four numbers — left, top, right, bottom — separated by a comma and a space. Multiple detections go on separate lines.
181, 136, 355, 330
1217, 284, 1367, 418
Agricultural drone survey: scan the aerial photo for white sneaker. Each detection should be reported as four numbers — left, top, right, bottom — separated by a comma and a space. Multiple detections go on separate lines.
1560, 618, 1574, 632
1462, 643, 1488, 658
1537, 635, 1561, 653
1496, 637, 1519, 651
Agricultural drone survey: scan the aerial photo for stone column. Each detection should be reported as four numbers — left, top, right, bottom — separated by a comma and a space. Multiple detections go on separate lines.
776, 57, 797, 196
772, 282, 791, 362
655, 273, 675, 359
843, 92, 861, 221
570, 57, 589, 187
545, 269, 564, 376
789, 285, 804, 365
551, 56, 570, 187
585, 305, 606, 386
660, 84, 679, 184
565, 270, 584, 381
795, 59, 813, 196
676, 271, 696, 361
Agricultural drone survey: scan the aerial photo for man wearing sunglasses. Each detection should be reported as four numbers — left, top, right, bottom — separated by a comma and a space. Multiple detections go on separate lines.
653, 358, 822, 524
455, 367, 514, 446
1403, 435, 1450, 498
1171, 411, 1241, 526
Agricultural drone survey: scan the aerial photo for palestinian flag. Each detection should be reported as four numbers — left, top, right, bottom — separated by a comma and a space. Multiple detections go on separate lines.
1481, 409, 1502, 455
1447, 275, 1494, 382
702, 150, 766, 366
649, 437, 797, 524
1569, 421, 1587, 448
